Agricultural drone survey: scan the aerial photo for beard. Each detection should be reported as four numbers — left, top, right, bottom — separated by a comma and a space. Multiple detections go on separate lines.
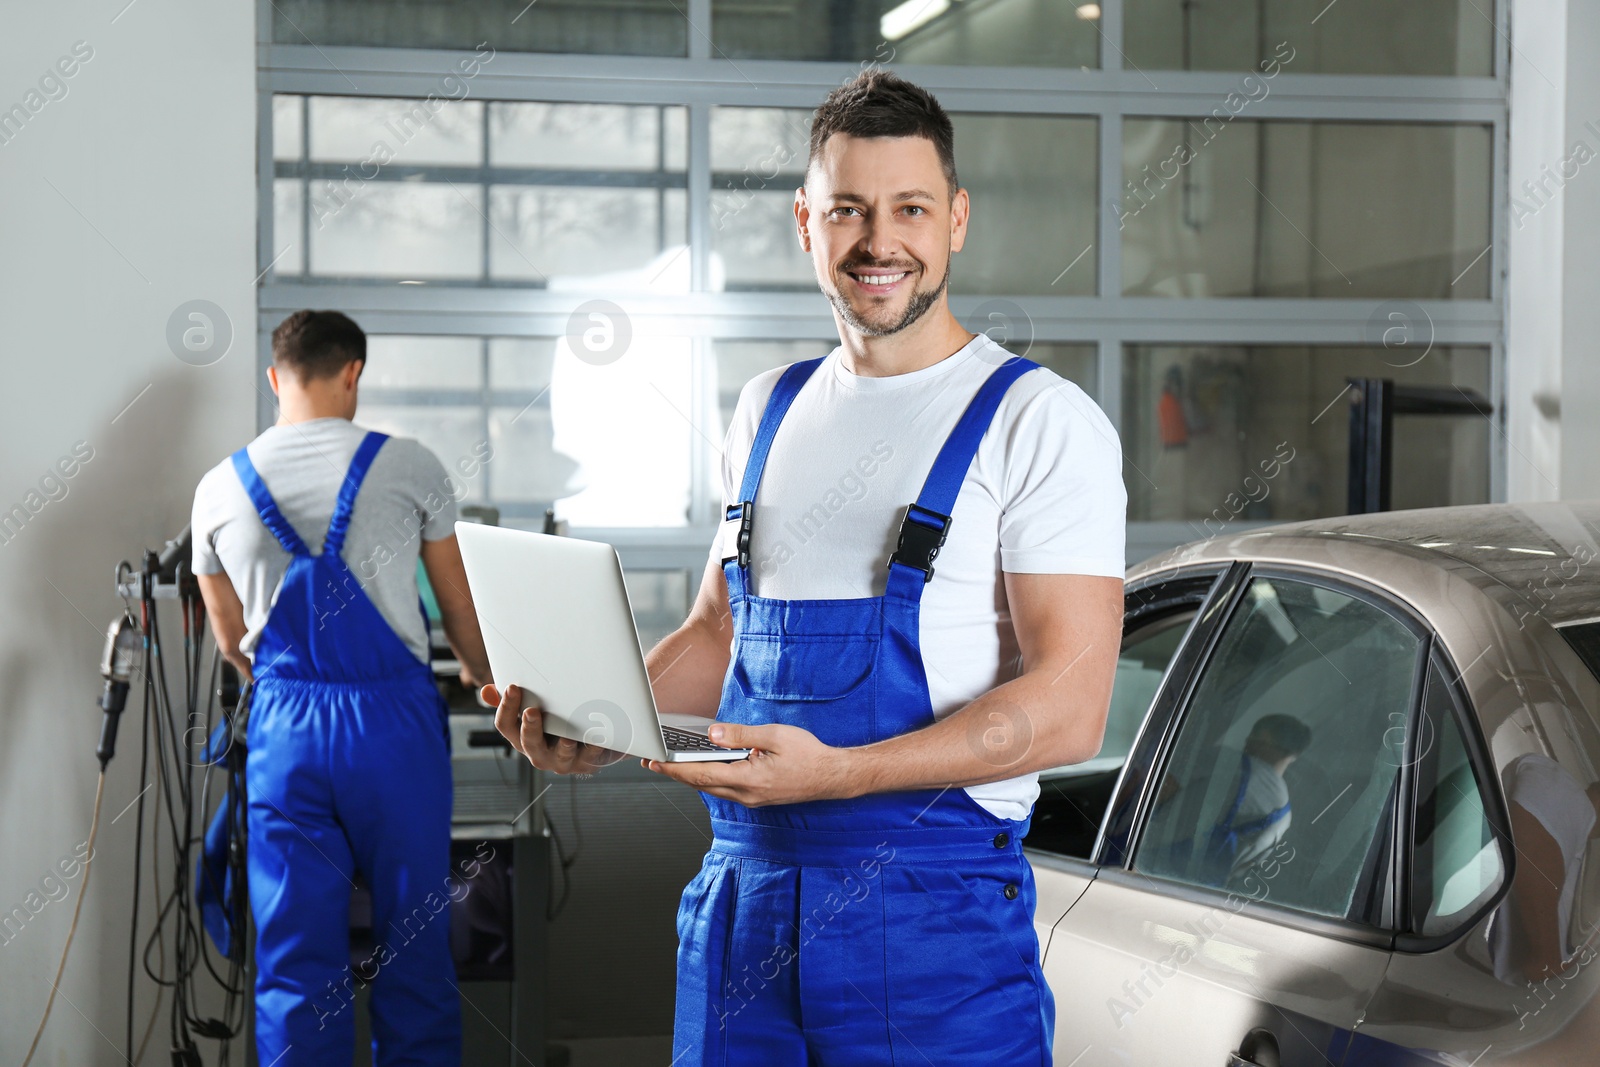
825, 254, 951, 338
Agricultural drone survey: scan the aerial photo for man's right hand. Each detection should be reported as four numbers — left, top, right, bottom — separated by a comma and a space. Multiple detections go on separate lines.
483, 683, 628, 776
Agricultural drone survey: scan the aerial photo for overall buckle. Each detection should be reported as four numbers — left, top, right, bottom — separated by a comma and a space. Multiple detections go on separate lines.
721, 501, 755, 569
889, 504, 951, 583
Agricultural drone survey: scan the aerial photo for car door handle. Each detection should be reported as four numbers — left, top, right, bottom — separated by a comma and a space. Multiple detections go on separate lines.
1228, 1028, 1281, 1067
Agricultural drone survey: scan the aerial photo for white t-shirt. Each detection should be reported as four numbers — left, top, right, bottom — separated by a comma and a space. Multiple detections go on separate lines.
711, 334, 1127, 820
191, 418, 461, 666
1229, 752, 1292, 875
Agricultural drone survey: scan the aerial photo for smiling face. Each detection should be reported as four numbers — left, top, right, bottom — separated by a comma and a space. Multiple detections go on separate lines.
796, 133, 968, 339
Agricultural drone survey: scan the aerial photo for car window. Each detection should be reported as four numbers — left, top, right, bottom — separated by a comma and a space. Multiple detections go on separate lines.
1132, 576, 1424, 923
1103, 612, 1193, 768
1412, 658, 1506, 937
1026, 605, 1198, 860
1559, 620, 1600, 683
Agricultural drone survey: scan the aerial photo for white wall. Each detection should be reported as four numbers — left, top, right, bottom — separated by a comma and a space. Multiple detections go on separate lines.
1559, 0, 1600, 499
1508, 0, 1600, 502
0, 1, 256, 1063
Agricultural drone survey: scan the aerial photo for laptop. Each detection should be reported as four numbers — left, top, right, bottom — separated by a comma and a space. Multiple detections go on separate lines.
454, 522, 751, 763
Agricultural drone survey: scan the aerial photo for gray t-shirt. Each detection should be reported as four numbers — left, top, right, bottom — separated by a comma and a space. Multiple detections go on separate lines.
191, 418, 459, 665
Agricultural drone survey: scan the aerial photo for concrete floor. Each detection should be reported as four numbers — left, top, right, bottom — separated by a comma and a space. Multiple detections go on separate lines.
552, 1036, 675, 1066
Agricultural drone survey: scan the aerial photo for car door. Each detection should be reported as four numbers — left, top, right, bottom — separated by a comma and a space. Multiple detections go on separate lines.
1025, 568, 1227, 958
1343, 649, 1532, 1065
1045, 566, 1433, 1067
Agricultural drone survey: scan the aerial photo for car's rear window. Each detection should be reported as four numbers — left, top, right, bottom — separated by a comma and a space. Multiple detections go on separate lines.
1559, 621, 1600, 683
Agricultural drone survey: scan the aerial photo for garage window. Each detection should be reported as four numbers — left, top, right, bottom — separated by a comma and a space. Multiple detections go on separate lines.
1132, 575, 1424, 923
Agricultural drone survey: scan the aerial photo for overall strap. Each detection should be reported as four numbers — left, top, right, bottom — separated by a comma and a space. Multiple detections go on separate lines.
722, 358, 825, 572
888, 356, 1041, 586
1219, 752, 1290, 835
1219, 751, 1254, 830
323, 432, 389, 559
231, 447, 311, 557
1232, 803, 1292, 838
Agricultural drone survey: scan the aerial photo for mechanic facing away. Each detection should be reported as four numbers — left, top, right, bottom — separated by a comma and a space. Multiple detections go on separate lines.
193, 310, 492, 1065
486, 71, 1127, 1065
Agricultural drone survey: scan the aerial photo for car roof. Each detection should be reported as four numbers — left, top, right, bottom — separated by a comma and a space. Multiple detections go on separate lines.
1130, 501, 1600, 628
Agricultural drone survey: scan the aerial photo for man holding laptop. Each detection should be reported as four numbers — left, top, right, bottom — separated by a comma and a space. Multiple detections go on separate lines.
485, 71, 1125, 1064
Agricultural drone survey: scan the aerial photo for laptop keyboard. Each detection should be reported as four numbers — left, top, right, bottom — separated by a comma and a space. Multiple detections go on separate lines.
662, 725, 729, 752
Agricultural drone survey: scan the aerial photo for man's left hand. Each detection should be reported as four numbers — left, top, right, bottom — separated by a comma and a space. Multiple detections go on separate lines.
644, 722, 857, 807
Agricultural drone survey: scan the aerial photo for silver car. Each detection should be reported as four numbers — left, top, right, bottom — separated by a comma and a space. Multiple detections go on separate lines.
1026, 502, 1600, 1066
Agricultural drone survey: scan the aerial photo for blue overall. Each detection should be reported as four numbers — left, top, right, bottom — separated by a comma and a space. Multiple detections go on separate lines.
1202, 752, 1291, 881
232, 432, 461, 1065
674, 356, 1055, 1066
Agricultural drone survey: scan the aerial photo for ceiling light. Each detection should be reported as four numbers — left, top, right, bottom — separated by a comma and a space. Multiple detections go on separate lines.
881, 0, 950, 41
1076, 3, 1102, 19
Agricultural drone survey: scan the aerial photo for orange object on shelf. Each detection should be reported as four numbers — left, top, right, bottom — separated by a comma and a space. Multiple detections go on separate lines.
1158, 386, 1188, 447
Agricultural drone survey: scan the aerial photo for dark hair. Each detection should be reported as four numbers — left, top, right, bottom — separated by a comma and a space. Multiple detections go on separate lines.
808, 69, 958, 194
271, 310, 366, 381
1248, 714, 1313, 756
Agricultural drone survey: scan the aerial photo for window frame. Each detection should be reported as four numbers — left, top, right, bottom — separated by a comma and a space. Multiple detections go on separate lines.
1394, 643, 1515, 953
256, 0, 1511, 564
1095, 561, 1249, 868
1096, 562, 1440, 947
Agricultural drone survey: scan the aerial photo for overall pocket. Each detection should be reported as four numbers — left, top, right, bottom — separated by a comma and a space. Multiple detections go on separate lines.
731, 633, 879, 703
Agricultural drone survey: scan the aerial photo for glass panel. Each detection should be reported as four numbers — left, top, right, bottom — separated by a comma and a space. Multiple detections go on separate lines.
502, 340, 691, 527
663, 107, 688, 172
491, 103, 684, 171
1121, 121, 1492, 299
711, 109, 1099, 295
1559, 622, 1600, 685
711, 107, 811, 174
364, 337, 482, 390
711, 0, 1099, 67
712, 189, 811, 290
710, 107, 811, 290
1135, 577, 1422, 920
996, 342, 1097, 393
488, 337, 558, 392
489, 187, 686, 281
344, 336, 694, 523
486, 404, 580, 504
308, 96, 482, 165
1122, 345, 1491, 524
483, 356, 568, 505
309, 183, 483, 279
353, 404, 488, 504
270, 0, 689, 57
951, 114, 1097, 295
624, 569, 693, 651
271, 179, 305, 276
1125, 0, 1493, 77
1104, 612, 1192, 769
1414, 661, 1504, 937
273, 95, 302, 161
710, 340, 837, 440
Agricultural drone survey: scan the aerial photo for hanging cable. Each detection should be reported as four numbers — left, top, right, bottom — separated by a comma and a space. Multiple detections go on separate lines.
122, 535, 247, 1065
20, 772, 106, 1067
